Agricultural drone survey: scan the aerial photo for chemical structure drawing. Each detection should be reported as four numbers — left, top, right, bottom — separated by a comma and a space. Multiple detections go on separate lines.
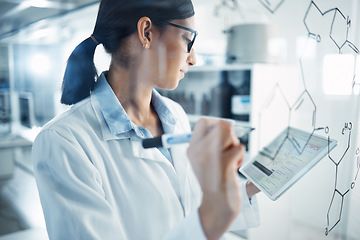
324, 122, 356, 236
257, 84, 323, 161
289, 90, 317, 152
255, 0, 360, 237
303, 1, 359, 54
300, 2, 360, 236
352, 148, 360, 189
257, 37, 323, 160
258, 1, 358, 163
301, 1, 359, 92
258, 83, 290, 155
257, 0, 285, 14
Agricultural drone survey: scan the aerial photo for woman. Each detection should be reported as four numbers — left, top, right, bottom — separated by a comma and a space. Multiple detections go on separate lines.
32, 0, 260, 239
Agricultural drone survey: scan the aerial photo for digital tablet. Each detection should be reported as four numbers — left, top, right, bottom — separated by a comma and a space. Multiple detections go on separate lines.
240, 127, 337, 201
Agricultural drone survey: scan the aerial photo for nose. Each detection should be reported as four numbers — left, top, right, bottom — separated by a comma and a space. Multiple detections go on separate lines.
187, 48, 197, 66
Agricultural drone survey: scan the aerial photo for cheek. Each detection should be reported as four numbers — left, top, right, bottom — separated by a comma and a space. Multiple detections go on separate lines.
155, 38, 187, 88
167, 49, 187, 71
162, 49, 183, 76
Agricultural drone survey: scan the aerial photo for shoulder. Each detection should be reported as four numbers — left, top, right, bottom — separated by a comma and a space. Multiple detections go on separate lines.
36, 97, 98, 143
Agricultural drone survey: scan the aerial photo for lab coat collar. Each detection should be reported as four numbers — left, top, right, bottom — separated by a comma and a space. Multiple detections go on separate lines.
151, 90, 177, 133
91, 92, 126, 141
93, 72, 132, 137
92, 72, 178, 141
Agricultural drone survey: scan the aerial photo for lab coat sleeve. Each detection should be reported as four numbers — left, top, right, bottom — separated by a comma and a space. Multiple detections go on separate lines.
229, 178, 260, 231
32, 129, 126, 240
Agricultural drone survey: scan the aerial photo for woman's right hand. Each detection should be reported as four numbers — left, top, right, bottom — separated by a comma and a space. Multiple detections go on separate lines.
187, 118, 245, 240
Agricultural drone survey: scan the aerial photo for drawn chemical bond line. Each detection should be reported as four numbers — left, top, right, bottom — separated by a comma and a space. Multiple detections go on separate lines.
259, 125, 324, 161
325, 189, 348, 236
301, 2, 360, 236
257, 0, 285, 14
258, 83, 290, 160
352, 148, 360, 189
258, 84, 324, 162
352, 75, 358, 89
214, 0, 239, 17
303, 1, 359, 54
259, 1, 358, 163
258, 2, 332, 159
324, 122, 357, 236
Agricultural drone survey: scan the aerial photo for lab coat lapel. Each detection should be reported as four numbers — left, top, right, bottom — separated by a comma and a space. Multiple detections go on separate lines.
171, 144, 189, 175
131, 135, 192, 216
171, 143, 192, 216
130, 135, 186, 211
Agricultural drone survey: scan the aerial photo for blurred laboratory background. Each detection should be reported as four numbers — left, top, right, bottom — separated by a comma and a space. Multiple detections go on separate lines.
0, 0, 360, 239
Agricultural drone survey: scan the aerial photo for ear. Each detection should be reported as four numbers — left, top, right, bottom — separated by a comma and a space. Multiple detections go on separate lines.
137, 17, 152, 49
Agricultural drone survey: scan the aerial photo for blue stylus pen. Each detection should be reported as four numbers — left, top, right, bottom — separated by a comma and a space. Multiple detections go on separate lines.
142, 126, 255, 149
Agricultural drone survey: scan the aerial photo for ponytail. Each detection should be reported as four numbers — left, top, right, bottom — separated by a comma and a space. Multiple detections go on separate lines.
61, 0, 195, 105
60, 36, 99, 105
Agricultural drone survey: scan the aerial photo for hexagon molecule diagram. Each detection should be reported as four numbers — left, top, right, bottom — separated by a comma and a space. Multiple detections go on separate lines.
326, 190, 346, 236
330, 10, 359, 54
325, 122, 353, 236
303, 1, 359, 53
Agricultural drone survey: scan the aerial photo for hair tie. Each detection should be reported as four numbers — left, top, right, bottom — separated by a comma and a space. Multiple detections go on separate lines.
90, 34, 100, 45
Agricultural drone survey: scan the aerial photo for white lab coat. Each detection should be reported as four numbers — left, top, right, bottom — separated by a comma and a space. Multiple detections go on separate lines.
32, 75, 259, 240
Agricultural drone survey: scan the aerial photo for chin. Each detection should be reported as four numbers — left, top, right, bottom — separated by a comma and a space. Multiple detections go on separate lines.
171, 79, 181, 90
166, 83, 179, 91
158, 78, 180, 90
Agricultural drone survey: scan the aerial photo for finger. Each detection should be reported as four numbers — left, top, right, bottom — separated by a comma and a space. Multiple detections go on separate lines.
190, 118, 211, 144
236, 144, 246, 169
206, 121, 239, 151
222, 144, 245, 172
188, 118, 237, 165
191, 117, 230, 146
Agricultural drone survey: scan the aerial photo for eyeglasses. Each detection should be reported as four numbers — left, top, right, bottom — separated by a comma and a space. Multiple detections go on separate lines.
152, 19, 198, 53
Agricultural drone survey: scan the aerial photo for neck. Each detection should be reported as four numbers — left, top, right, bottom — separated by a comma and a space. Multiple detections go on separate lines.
107, 64, 163, 136
108, 64, 152, 115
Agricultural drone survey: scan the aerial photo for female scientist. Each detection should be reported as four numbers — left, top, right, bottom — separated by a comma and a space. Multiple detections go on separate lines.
32, 0, 260, 239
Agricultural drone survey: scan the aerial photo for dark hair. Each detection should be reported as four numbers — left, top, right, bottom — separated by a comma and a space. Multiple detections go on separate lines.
61, 0, 195, 105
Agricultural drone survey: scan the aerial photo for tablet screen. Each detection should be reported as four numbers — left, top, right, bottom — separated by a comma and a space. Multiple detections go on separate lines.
240, 127, 337, 200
